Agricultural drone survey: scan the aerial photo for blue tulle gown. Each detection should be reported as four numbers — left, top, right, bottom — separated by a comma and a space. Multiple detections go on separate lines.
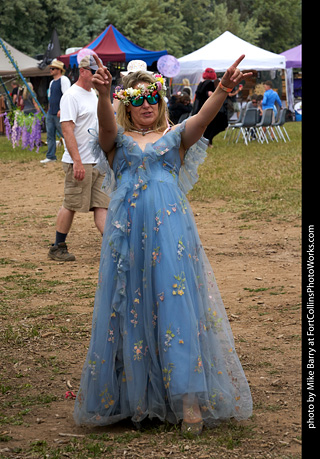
73, 120, 252, 427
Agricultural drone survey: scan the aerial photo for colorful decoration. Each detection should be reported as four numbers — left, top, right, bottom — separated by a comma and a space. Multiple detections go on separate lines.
157, 55, 180, 77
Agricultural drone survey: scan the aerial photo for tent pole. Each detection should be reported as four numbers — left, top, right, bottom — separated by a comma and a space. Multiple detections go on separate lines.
0, 75, 13, 105
0, 37, 47, 118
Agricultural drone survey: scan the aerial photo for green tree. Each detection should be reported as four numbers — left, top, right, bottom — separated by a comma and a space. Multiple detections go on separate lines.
0, 0, 47, 54
176, 0, 265, 56
106, 0, 189, 57
252, 0, 302, 53
0, 0, 301, 58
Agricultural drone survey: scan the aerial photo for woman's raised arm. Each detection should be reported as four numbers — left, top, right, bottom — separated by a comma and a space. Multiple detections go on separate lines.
181, 55, 252, 149
92, 55, 118, 155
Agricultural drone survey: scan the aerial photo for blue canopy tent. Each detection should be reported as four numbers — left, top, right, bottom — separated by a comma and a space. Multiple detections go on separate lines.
59, 24, 168, 68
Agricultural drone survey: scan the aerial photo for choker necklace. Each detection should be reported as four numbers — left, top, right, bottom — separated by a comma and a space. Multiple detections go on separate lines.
129, 128, 156, 136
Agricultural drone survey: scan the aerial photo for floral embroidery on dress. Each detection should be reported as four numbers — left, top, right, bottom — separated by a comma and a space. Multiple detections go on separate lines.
205, 308, 223, 332
141, 227, 147, 250
164, 327, 175, 352
130, 306, 138, 328
179, 195, 187, 214
154, 209, 162, 233
152, 307, 158, 328
172, 272, 186, 296
162, 363, 174, 389
177, 236, 185, 260
74, 121, 253, 428
151, 246, 161, 266
99, 385, 115, 409
195, 356, 203, 373
108, 329, 115, 343
133, 340, 148, 361
158, 291, 165, 302
169, 203, 177, 213
88, 359, 97, 379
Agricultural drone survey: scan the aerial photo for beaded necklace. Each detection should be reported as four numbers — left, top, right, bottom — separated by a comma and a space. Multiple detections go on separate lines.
128, 128, 157, 136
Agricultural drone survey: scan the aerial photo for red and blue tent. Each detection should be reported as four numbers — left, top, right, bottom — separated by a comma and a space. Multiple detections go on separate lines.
58, 24, 168, 68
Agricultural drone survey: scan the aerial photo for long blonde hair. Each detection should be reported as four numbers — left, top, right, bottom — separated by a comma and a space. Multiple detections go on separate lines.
116, 71, 169, 132
23, 83, 33, 100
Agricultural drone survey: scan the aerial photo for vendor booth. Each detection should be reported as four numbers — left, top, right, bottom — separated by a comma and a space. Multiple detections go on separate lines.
58, 24, 168, 69
281, 44, 302, 116
172, 31, 286, 100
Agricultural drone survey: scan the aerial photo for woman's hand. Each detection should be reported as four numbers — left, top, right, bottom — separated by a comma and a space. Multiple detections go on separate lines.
220, 55, 252, 90
92, 54, 113, 97
181, 55, 252, 150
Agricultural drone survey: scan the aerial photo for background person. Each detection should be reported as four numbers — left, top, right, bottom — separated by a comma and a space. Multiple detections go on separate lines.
10, 80, 19, 106
181, 77, 192, 97
192, 69, 229, 143
262, 80, 282, 118
48, 54, 109, 262
41, 59, 70, 164
22, 83, 39, 114
168, 92, 192, 124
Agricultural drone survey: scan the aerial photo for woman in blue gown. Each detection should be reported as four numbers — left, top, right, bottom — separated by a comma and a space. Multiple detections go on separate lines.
73, 55, 253, 434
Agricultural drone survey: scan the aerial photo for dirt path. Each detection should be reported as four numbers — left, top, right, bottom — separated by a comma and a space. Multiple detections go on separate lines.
0, 161, 301, 458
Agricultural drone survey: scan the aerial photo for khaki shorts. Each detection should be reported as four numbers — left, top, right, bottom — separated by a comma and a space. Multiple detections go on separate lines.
62, 163, 109, 212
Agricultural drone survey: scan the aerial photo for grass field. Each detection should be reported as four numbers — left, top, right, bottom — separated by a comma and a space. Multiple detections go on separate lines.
189, 122, 301, 220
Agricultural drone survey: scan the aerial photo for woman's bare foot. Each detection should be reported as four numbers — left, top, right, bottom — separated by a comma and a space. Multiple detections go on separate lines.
182, 395, 203, 424
181, 396, 203, 435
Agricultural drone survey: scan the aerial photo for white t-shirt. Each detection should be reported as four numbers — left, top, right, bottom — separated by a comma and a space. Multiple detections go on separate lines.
60, 84, 98, 164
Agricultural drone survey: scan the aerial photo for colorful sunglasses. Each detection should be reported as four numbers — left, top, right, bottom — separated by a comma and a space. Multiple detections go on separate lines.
131, 93, 159, 107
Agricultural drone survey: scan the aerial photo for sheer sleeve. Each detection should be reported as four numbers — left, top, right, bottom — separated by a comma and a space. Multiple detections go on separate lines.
175, 120, 209, 194
89, 127, 117, 195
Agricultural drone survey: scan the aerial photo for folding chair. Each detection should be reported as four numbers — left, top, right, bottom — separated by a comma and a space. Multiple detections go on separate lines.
229, 108, 258, 145
272, 108, 290, 142
224, 106, 245, 140
255, 109, 275, 144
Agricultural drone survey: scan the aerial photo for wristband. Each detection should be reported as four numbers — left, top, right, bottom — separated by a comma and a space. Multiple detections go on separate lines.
219, 81, 233, 93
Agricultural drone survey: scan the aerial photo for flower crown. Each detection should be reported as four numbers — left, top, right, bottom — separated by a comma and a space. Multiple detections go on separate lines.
113, 74, 167, 106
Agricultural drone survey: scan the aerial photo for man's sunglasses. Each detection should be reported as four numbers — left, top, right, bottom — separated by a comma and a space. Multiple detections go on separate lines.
131, 93, 159, 107
84, 67, 96, 75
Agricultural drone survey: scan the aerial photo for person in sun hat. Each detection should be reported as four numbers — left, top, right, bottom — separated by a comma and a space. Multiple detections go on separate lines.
112, 61, 154, 114
73, 54, 253, 436
41, 59, 71, 163
120, 59, 153, 77
47, 53, 109, 262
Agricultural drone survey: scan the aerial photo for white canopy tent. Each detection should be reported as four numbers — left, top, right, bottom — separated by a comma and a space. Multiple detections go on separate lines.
0, 39, 51, 77
172, 31, 286, 98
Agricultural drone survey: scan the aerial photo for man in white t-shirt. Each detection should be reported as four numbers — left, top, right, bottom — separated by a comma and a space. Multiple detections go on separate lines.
48, 54, 109, 262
